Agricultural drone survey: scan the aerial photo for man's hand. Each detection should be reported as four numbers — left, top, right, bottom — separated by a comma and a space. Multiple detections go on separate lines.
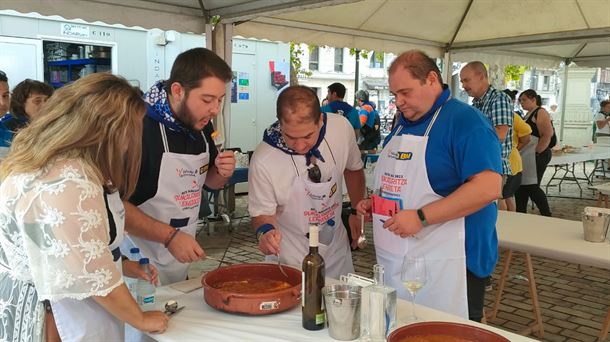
167, 231, 205, 263
383, 209, 423, 238
258, 229, 281, 255
215, 151, 237, 178
348, 214, 361, 249
355, 199, 372, 220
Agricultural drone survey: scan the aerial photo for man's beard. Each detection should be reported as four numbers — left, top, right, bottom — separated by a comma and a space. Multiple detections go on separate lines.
174, 99, 199, 131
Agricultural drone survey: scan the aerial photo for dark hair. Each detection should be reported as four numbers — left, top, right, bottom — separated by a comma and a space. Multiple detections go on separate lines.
10, 79, 54, 119
276, 85, 321, 123
502, 89, 518, 101
0, 70, 7, 83
327, 82, 346, 98
388, 50, 443, 85
519, 89, 542, 106
601, 100, 610, 108
166, 48, 232, 96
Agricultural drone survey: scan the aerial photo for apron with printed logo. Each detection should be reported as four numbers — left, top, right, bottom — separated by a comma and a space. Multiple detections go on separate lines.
130, 123, 210, 285
267, 142, 354, 278
52, 191, 126, 341
372, 107, 468, 318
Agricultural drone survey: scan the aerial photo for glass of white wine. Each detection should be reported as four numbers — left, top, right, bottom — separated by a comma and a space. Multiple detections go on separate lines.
400, 254, 427, 323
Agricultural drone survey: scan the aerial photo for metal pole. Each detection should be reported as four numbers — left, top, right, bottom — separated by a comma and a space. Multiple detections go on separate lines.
354, 49, 360, 104
558, 59, 569, 144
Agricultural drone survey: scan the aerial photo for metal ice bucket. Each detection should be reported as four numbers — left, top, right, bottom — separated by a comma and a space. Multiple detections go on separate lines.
322, 284, 362, 341
582, 207, 610, 243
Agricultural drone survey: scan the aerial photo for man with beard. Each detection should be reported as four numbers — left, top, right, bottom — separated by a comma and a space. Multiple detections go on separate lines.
124, 48, 236, 285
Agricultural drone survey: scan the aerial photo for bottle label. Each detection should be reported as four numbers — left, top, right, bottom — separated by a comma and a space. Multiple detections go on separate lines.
315, 312, 325, 325
139, 295, 155, 305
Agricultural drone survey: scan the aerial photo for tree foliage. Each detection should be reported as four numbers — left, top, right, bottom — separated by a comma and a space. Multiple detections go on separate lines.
289, 42, 312, 85
504, 65, 529, 84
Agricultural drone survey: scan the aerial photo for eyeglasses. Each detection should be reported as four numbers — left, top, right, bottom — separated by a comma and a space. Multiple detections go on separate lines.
307, 164, 321, 183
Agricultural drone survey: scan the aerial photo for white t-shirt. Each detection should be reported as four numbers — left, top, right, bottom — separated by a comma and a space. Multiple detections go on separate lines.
594, 112, 610, 135
248, 113, 364, 218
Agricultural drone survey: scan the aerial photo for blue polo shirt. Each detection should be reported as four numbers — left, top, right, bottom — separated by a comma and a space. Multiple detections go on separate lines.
321, 101, 361, 130
385, 87, 502, 278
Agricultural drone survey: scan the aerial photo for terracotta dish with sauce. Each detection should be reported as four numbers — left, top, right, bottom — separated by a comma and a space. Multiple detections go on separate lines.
202, 263, 301, 315
388, 322, 510, 342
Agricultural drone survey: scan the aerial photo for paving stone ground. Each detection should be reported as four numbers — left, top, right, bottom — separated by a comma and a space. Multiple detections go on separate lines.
189, 162, 610, 342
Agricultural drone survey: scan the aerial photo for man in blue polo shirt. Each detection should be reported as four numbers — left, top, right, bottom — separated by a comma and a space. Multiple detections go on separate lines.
321, 82, 361, 138
356, 50, 502, 321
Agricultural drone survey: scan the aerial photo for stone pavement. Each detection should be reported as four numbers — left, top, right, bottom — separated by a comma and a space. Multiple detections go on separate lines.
189, 162, 610, 342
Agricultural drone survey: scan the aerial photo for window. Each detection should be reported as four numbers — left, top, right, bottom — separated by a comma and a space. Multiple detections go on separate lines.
369, 52, 384, 68
334, 48, 344, 72
543, 75, 550, 91
309, 46, 319, 71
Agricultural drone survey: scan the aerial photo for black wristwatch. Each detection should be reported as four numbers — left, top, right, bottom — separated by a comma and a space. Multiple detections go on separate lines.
349, 207, 358, 215
417, 208, 429, 227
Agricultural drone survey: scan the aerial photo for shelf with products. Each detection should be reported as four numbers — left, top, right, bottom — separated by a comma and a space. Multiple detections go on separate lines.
46, 58, 111, 88
47, 58, 111, 67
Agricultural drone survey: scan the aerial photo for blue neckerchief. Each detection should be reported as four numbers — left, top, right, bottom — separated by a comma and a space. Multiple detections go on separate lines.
384, 85, 450, 147
263, 113, 327, 165
0, 113, 28, 125
143, 81, 197, 140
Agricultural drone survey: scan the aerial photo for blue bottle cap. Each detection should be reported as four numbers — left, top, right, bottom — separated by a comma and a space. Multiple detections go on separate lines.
139, 258, 150, 265
130, 248, 140, 254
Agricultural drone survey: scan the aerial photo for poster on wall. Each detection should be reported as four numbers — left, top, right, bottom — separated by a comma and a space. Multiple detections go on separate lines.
269, 60, 289, 94
238, 71, 250, 101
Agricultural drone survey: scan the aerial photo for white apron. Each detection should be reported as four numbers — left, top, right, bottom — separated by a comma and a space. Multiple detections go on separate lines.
52, 191, 126, 341
520, 135, 539, 186
267, 143, 354, 279
130, 123, 210, 285
372, 107, 468, 318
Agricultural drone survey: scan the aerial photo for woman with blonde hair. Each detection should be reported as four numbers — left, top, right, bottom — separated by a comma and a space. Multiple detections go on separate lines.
0, 73, 168, 341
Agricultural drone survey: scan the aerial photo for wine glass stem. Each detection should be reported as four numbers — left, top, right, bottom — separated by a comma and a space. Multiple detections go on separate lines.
410, 292, 416, 320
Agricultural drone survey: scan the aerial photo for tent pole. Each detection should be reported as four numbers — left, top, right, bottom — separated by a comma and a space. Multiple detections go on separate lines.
354, 49, 361, 104
223, 23, 234, 148
558, 59, 570, 144
443, 51, 452, 95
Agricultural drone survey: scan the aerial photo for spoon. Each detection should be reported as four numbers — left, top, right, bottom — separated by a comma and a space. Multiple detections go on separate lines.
164, 300, 185, 317
357, 214, 367, 249
277, 251, 288, 278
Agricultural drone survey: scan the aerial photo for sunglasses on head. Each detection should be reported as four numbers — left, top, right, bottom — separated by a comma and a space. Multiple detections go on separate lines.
307, 164, 321, 183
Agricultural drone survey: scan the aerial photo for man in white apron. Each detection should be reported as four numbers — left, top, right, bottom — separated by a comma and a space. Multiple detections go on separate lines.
121, 48, 237, 285
356, 51, 502, 321
248, 86, 365, 279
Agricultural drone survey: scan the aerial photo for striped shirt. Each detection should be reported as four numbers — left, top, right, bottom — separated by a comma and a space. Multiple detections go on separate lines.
473, 87, 513, 175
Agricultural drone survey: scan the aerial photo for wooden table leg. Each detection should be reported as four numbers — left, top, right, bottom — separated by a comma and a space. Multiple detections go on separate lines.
490, 249, 513, 320
519, 253, 545, 338
598, 306, 610, 341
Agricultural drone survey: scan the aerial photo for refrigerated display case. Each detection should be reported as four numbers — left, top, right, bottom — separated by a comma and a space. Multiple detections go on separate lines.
44, 41, 111, 88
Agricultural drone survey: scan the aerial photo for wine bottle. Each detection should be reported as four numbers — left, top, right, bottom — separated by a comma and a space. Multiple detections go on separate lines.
302, 225, 326, 330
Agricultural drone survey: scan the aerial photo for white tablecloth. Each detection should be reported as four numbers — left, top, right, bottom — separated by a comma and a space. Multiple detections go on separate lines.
136, 279, 535, 342
549, 145, 610, 166
496, 211, 610, 269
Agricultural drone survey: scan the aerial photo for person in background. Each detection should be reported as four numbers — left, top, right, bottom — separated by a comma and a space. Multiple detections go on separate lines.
0, 79, 53, 158
321, 82, 361, 138
594, 100, 610, 146
549, 104, 558, 122
0, 73, 168, 342
249, 86, 365, 278
357, 50, 502, 321
0, 70, 9, 115
460, 62, 514, 201
124, 48, 236, 285
515, 89, 554, 216
498, 89, 531, 212
355, 89, 381, 151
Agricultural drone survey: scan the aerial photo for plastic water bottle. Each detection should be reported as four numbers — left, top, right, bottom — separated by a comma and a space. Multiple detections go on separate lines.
136, 258, 156, 307
124, 248, 141, 297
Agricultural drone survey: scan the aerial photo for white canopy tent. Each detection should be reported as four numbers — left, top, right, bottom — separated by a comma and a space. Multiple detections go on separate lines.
2, 0, 608, 145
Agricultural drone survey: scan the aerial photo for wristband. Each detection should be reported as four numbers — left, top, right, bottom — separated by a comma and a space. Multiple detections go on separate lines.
348, 207, 357, 215
256, 223, 275, 241
417, 208, 429, 227
164, 228, 180, 248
